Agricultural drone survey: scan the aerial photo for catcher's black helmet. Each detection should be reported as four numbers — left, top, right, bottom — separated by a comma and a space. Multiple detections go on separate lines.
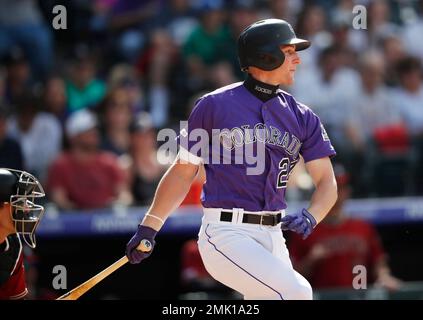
237, 19, 310, 72
0, 168, 45, 248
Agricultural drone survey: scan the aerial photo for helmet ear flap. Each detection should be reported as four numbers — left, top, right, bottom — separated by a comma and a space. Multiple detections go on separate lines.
257, 50, 285, 70
258, 53, 278, 65
248, 48, 285, 71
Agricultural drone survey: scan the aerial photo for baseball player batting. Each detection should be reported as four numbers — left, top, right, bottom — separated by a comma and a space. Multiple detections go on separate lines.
125, 19, 338, 300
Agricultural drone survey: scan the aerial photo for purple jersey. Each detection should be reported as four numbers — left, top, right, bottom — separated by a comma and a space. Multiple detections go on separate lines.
180, 80, 336, 211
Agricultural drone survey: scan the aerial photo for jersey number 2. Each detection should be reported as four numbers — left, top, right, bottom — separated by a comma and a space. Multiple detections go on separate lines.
277, 158, 290, 189
277, 157, 299, 189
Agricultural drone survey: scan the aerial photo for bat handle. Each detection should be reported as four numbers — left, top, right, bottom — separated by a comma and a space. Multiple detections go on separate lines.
136, 239, 153, 253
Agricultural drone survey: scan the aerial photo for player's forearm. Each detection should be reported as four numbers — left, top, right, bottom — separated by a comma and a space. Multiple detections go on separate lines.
304, 158, 337, 224
141, 162, 199, 231
307, 177, 337, 224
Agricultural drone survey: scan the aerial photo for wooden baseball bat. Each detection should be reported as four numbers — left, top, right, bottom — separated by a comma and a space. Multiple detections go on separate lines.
57, 241, 152, 300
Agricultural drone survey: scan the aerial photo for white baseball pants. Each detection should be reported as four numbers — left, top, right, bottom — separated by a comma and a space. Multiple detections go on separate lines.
197, 208, 313, 300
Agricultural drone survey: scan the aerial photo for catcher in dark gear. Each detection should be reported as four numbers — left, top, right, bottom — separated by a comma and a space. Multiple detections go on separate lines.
0, 168, 45, 299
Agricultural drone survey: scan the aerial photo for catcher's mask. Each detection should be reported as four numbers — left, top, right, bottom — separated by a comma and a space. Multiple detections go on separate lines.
0, 168, 45, 248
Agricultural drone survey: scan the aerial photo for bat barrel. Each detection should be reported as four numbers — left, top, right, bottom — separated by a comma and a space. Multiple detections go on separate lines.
56, 256, 129, 300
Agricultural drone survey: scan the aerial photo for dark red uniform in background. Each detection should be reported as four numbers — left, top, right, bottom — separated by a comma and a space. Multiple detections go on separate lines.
0, 234, 27, 299
289, 218, 385, 288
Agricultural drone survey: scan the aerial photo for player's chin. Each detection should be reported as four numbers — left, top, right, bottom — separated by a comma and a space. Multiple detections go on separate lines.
284, 76, 295, 86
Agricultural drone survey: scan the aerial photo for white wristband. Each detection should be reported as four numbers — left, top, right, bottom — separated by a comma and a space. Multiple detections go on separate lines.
145, 213, 165, 225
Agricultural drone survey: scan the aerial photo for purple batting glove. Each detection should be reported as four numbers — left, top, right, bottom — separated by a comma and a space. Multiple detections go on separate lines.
281, 208, 317, 240
125, 225, 158, 264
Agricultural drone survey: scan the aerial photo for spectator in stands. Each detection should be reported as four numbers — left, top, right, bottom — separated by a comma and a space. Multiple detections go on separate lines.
296, 4, 329, 45
107, 64, 145, 114
182, 2, 232, 93
7, 92, 62, 183
107, 0, 160, 63
0, 67, 5, 106
3, 48, 32, 105
136, 29, 178, 128
367, 0, 400, 43
329, 8, 358, 68
65, 44, 106, 114
98, 87, 132, 156
153, 0, 198, 47
402, 0, 423, 62
347, 0, 400, 53
330, 0, 355, 30
292, 45, 360, 154
47, 110, 131, 210
43, 76, 68, 128
288, 164, 402, 291
391, 56, 423, 138
145, 1, 199, 127
0, 105, 23, 170
0, 0, 53, 81
381, 35, 406, 87
345, 51, 406, 196
207, 61, 237, 90
391, 56, 423, 192
225, 0, 259, 79
266, 0, 298, 24
293, 5, 331, 73
128, 112, 167, 206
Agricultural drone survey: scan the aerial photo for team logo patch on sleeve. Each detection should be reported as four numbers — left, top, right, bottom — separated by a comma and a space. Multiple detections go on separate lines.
321, 124, 330, 141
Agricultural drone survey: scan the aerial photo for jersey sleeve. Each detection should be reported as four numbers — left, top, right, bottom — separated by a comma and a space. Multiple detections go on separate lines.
299, 104, 336, 163
178, 96, 213, 165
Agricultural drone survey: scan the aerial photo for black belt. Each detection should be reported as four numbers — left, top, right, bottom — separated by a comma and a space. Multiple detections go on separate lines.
220, 210, 282, 226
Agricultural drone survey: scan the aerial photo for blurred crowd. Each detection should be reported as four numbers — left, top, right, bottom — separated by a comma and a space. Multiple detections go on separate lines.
1, 0, 423, 211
